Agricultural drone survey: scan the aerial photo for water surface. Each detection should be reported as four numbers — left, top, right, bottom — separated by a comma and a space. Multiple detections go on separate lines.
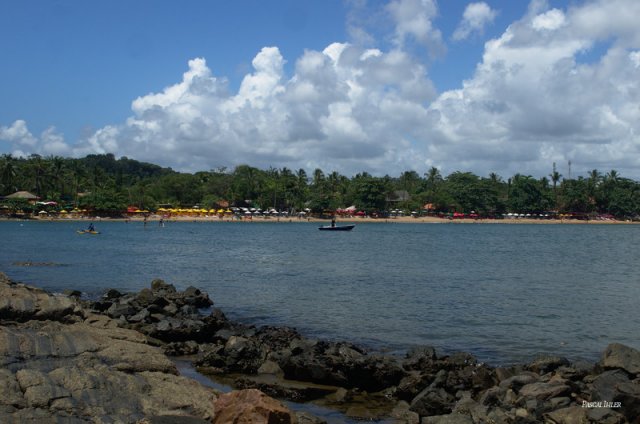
2, 220, 638, 364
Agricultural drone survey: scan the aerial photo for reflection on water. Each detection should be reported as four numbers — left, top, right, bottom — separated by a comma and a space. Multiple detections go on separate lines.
2, 220, 639, 364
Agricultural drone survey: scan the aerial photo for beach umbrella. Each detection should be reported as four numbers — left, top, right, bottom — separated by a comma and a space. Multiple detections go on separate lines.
38, 210, 48, 215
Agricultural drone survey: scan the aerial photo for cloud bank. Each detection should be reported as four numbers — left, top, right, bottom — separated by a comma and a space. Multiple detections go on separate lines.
2, 0, 640, 179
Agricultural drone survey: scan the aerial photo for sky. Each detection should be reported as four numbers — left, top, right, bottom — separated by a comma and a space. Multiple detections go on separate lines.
1, 0, 639, 180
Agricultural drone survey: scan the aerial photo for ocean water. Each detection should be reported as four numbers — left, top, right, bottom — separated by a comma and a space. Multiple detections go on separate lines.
2, 219, 639, 365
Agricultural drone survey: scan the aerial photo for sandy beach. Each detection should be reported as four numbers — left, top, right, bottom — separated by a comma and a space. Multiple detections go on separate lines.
14, 214, 637, 225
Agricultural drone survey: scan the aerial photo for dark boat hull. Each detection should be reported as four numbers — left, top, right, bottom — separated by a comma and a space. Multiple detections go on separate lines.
318, 224, 355, 231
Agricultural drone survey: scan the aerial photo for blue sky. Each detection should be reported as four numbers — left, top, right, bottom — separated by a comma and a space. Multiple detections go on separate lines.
2, 0, 640, 179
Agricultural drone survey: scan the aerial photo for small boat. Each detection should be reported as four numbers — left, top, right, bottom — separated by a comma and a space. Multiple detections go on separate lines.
318, 224, 355, 231
77, 230, 100, 234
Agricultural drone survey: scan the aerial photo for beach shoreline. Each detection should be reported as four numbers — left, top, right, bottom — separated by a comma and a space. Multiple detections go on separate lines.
2, 214, 637, 225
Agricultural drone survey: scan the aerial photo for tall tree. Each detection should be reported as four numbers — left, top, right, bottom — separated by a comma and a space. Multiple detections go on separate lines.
549, 163, 562, 209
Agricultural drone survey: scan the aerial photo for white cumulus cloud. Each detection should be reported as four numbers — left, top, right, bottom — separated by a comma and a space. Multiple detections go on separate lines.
424, 0, 640, 177
387, 0, 445, 57
453, 2, 497, 41
2, 0, 640, 180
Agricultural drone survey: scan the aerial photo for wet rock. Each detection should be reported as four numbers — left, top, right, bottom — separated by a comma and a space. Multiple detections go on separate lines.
601, 343, 640, 375
212, 389, 296, 424
164, 340, 200, 356
613, 380, 640, 420
446, 352, 477, 368
409, 386, 455, 416
257, 326, 303, 350
422, 413, 474, 424
517, 381, 571, 401
543, 405, 587, 423
295, 411, 327, 424
197, 336, 265, 374
586, 407, 627, 424
183, 286, 212, 308
389, 401, 420, 424
494, 365, 520, 382
396, 371, 433, 401
498, 373, 539, 390
403, 345, 437, 371
63, 289, 82, 298
103, 288, 123, 299
346, 354, 405, 392
235, 374, 337, 402
151, 279, 177, 294
258, 360, 285, 377
106, 302, 137, 319
128, 308, 150, 323
478, 386, 506, 407
590, 370, 629, 403
526, 355, 571, 374
452, 392, 489, 423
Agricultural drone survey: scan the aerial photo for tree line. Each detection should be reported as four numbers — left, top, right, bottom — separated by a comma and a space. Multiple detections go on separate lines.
1, 153, 639, 218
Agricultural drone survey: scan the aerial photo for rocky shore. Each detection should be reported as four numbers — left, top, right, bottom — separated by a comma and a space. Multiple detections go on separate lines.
2, 272, 639, 423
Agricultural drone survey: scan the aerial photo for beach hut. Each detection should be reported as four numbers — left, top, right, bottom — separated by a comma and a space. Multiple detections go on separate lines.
6, 191, 39, 204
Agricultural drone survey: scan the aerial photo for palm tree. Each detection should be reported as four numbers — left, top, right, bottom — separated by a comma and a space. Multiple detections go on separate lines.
293, 168, 309, 210
605, 169, 619, 184
549, 163, 562, 209
0, 154, 18, 194
587, 169, 601, 206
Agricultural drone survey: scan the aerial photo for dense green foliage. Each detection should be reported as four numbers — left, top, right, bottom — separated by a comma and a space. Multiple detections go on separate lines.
1, 153, 639, 218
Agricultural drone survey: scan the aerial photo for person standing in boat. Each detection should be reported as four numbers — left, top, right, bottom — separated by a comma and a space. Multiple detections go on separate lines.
331, 216, 336, 227
87, 223, 95, 232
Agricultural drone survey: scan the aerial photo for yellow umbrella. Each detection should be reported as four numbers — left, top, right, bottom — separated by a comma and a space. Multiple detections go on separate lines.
60, 210, 68, 214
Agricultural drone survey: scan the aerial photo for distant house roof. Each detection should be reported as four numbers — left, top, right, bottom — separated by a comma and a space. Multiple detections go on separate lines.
386, 190, 410, 202
6, 191, 39, 200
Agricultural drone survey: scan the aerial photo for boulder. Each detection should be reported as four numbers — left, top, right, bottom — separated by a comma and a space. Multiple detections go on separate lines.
0, 276, 218, 422
422, 413, 474, 424
517, 381, 570, 401
0, 276, 78, 322
543, 406, 587, 424
590, 370, 629, 403
601, 343, 640, 375
151, 279, 177, 294
403, 346, 437, 371
212, 389, 296, 424
526, 355, 570, 374
409, 386, 455, 416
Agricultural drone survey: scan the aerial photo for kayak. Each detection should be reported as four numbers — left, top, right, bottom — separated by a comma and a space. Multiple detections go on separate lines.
318, 224, 355, 231
77, 230, 100, 234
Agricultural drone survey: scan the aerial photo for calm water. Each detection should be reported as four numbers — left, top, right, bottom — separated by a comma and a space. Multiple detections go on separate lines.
1, 220, 639, 365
